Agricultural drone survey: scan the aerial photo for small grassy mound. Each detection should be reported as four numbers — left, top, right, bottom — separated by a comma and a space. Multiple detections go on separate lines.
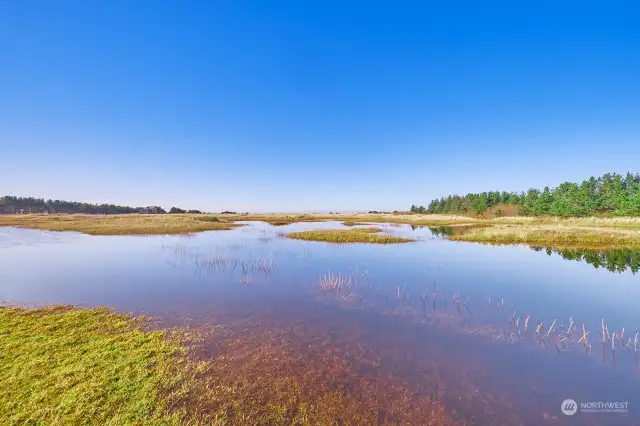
286, 227, 414, 244
270, 220, 292, 226
195, 215, 220, 222
0, 305, 195, 425
342, 220, 368, 226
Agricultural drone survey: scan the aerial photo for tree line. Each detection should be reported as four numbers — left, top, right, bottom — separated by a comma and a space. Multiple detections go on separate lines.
0, 196, 203, 215
412, 172, 640, 217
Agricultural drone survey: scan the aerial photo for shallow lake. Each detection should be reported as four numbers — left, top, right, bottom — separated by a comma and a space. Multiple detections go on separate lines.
1, 221, 639, 425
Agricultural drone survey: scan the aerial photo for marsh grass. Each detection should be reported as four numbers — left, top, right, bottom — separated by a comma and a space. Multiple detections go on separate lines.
490, 215, 640, 229
450, 224, 640, 248
270, 220, 293, 226
224, 213, 640, 230
0, 305, 198, 425
313, 266, 639, 372
195, 215, 220, 222
0, 214, 239, 235
287, 227, 414, 244
6, 212, 640, 246
222, 213, 475, 226
343, 220, 368, 226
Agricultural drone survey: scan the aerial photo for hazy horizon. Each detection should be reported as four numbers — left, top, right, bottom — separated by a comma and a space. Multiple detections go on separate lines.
2, 2, 639, 212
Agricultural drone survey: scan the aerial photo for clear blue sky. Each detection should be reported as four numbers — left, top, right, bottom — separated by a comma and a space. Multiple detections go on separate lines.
2, 1, 639, 212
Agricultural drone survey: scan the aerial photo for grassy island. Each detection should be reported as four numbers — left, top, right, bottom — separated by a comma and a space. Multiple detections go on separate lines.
0, 214, 238, 235
286, 227, 415, 244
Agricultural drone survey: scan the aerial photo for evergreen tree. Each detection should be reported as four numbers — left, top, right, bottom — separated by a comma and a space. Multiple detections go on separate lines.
534, 187, 553, 215
409, 172, 640, 217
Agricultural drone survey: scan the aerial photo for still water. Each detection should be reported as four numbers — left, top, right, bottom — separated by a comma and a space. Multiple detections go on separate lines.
1, 222, 639, 425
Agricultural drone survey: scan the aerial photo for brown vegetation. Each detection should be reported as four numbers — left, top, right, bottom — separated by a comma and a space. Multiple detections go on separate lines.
0, 214, 239, 235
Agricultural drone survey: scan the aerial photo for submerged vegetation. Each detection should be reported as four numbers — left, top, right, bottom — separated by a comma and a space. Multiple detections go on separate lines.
1, 305, 460, 425
420, 172, 640, 217
312, 267, 640, 376
0, 214, 238, 235
287, 227, 414, 244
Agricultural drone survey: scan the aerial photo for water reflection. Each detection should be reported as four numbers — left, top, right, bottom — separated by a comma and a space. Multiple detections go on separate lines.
425, 225, 640, 274
2, 224, 640, 424
534, 247, 640, 274
427, 225, 454, 236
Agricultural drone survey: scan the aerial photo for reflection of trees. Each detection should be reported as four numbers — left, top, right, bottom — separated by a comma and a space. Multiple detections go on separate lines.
428, 226, 453, 237
532, 247, 640, 274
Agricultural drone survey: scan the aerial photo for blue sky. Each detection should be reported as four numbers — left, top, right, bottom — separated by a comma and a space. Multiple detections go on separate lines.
2, 1, 639, 212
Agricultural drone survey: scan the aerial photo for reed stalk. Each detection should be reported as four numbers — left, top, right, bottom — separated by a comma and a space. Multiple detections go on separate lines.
567, 317, 574, 338
612, 332, 616, 353
546, 319, 556, 338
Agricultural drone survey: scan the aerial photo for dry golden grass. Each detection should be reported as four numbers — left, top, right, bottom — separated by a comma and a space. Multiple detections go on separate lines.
0, 214, 239, 235
222, 212, 640, 228
451, 224, 640, 248
221, 213, 476, 227
485, 215, 640, 228
480, 204, 521, 218
5, 212, 640, 246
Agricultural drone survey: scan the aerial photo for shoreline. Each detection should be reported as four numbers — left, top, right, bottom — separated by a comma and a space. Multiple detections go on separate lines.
0, 213, 240, 235
1, 303, 458, 425
2, 213, 640, 248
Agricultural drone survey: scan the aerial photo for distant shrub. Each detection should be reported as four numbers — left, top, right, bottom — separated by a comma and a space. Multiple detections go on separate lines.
197, 216, 219, 222
270, 220, 291, 226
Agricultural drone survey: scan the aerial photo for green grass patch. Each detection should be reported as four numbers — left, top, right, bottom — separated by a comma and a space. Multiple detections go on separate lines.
286, 227, 414, 244
0, 305, 202, 425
